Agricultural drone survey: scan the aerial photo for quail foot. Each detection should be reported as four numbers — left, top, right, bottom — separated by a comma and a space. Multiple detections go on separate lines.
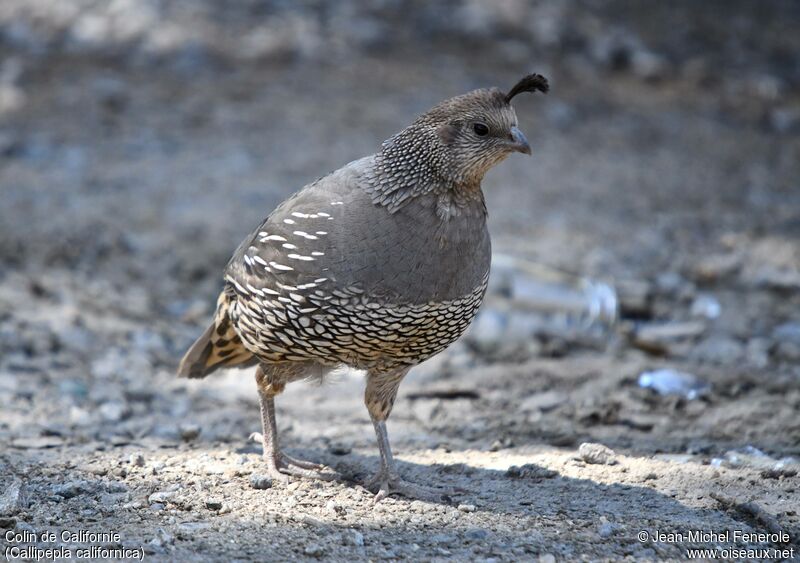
178, 73, 549, 501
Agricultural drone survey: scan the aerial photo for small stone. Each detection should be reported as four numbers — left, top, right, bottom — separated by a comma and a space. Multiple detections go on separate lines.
348, 530, 365, 547
325, 500, 345, 516
776, 341, 800, 362
205, 498, 223, 510
430, 533, 458, 545
690, 253, 741, 283
0, 480, 26, 514
617, 279, 653, 318
148, 491, 176, 504
304, 544, 325, 557
99, 401, 130, 422
489, 437, 512, 451
457, 503, 476, 513
746, 338, 772, 368
691, 336, 744, 365
633, 321, 706, 352
578, 442, 617, 465
328, 443, 351, 456
505, 464, 558, 480
773, 322, 800, 345
129, 453, 145, 467
598, 522, 618, 538
179, 424, 201, 442
539, 555, 556, 563
105, 481, 128, 494
690, 294, 721, 320
149, 528, 174, 549
53, 481, 88, 499
769, 107, 800, 134
149, 503, 165, 511
0, 517, 15, 529
465, 528, 489, 541
10, 436, 63, 449
249, 474, 273, 490
518, 391, 567, 413
630, 49, 668, 81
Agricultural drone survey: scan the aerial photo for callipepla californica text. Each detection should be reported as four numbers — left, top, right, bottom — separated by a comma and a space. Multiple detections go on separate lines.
178, 73, 549, 501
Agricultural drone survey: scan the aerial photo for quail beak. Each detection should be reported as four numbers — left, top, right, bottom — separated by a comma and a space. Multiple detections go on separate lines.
509, 126, 532, 155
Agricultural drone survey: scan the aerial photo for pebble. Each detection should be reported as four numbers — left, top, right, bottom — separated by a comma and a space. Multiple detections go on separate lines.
464, 528, 489, 541
617, 279, 652, 318
0, 517, 16, 528
0, 480, 26, 514
773, 322, 800, 345
249, 474, 273, 490
690, 253, 741, 283
690, 294, 721, 319
53, 481, 89, 499
506, 464, 558, 480
633, 321, 706, 348
148, 491, 176, 504
539, 555, 556, 563
598, 522, 618, 538
578, 442, 618, 465
775, 341, 800, 362
14, 521, 36, 534
129, 453, 145, 467
745, 338, 772, 368
328, 443, 352, 456
518, 391, 567, 413
691, 336, 744, 365
205, 497, 223, 510
348, 530, 365, 547
10, 436, 63, 449
769, 107, 800, 134
179, 424, 202, 442
457, 503, 476, 513
149, 528, 175, 549
99, 400, 130, 422
304, 544, 325, 557
325, 500, 346, 516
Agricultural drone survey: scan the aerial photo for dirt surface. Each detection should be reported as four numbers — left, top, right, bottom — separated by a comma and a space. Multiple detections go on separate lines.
1, 2, 800, 561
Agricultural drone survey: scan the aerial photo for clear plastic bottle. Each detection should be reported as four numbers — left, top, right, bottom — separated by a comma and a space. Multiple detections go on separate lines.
472, 254, 618, 347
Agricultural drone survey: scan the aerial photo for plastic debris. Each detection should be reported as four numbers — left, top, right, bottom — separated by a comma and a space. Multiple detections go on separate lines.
486, 254, 618, 340
638, 369, 711, 400
690, 294, 721, 319
710, 446, 799, 472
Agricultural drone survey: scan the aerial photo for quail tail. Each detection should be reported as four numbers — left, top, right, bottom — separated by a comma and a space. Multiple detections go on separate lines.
177, 290, 255, 378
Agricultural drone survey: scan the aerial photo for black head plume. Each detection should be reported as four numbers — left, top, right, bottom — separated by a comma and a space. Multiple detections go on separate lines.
504, 73, 549, 103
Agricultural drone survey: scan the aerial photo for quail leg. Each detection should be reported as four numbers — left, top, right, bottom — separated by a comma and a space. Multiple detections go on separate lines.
254, 390, 338, 482
363, 368, 455, 502
366, 417, 455, 502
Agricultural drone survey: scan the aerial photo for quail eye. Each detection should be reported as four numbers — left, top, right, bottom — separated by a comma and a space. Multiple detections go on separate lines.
473, 123, 489, 136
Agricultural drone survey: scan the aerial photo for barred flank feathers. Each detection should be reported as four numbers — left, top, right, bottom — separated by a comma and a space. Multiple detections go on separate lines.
177, 291, 254, 378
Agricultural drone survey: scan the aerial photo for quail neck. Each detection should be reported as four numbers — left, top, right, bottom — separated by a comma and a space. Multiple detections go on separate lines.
366, 87, 526, 218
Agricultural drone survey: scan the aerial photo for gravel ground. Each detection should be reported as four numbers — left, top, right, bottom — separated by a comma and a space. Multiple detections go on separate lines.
1, 1, 799, 561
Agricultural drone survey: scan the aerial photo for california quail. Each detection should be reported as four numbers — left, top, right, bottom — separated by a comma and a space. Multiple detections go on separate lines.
178, 74, 549, 501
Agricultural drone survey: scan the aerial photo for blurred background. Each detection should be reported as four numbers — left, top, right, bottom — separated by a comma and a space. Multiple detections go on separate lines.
0, 1, 798, 560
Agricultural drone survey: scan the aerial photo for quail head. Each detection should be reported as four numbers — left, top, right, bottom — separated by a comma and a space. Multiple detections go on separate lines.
178, 73, 549, 501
